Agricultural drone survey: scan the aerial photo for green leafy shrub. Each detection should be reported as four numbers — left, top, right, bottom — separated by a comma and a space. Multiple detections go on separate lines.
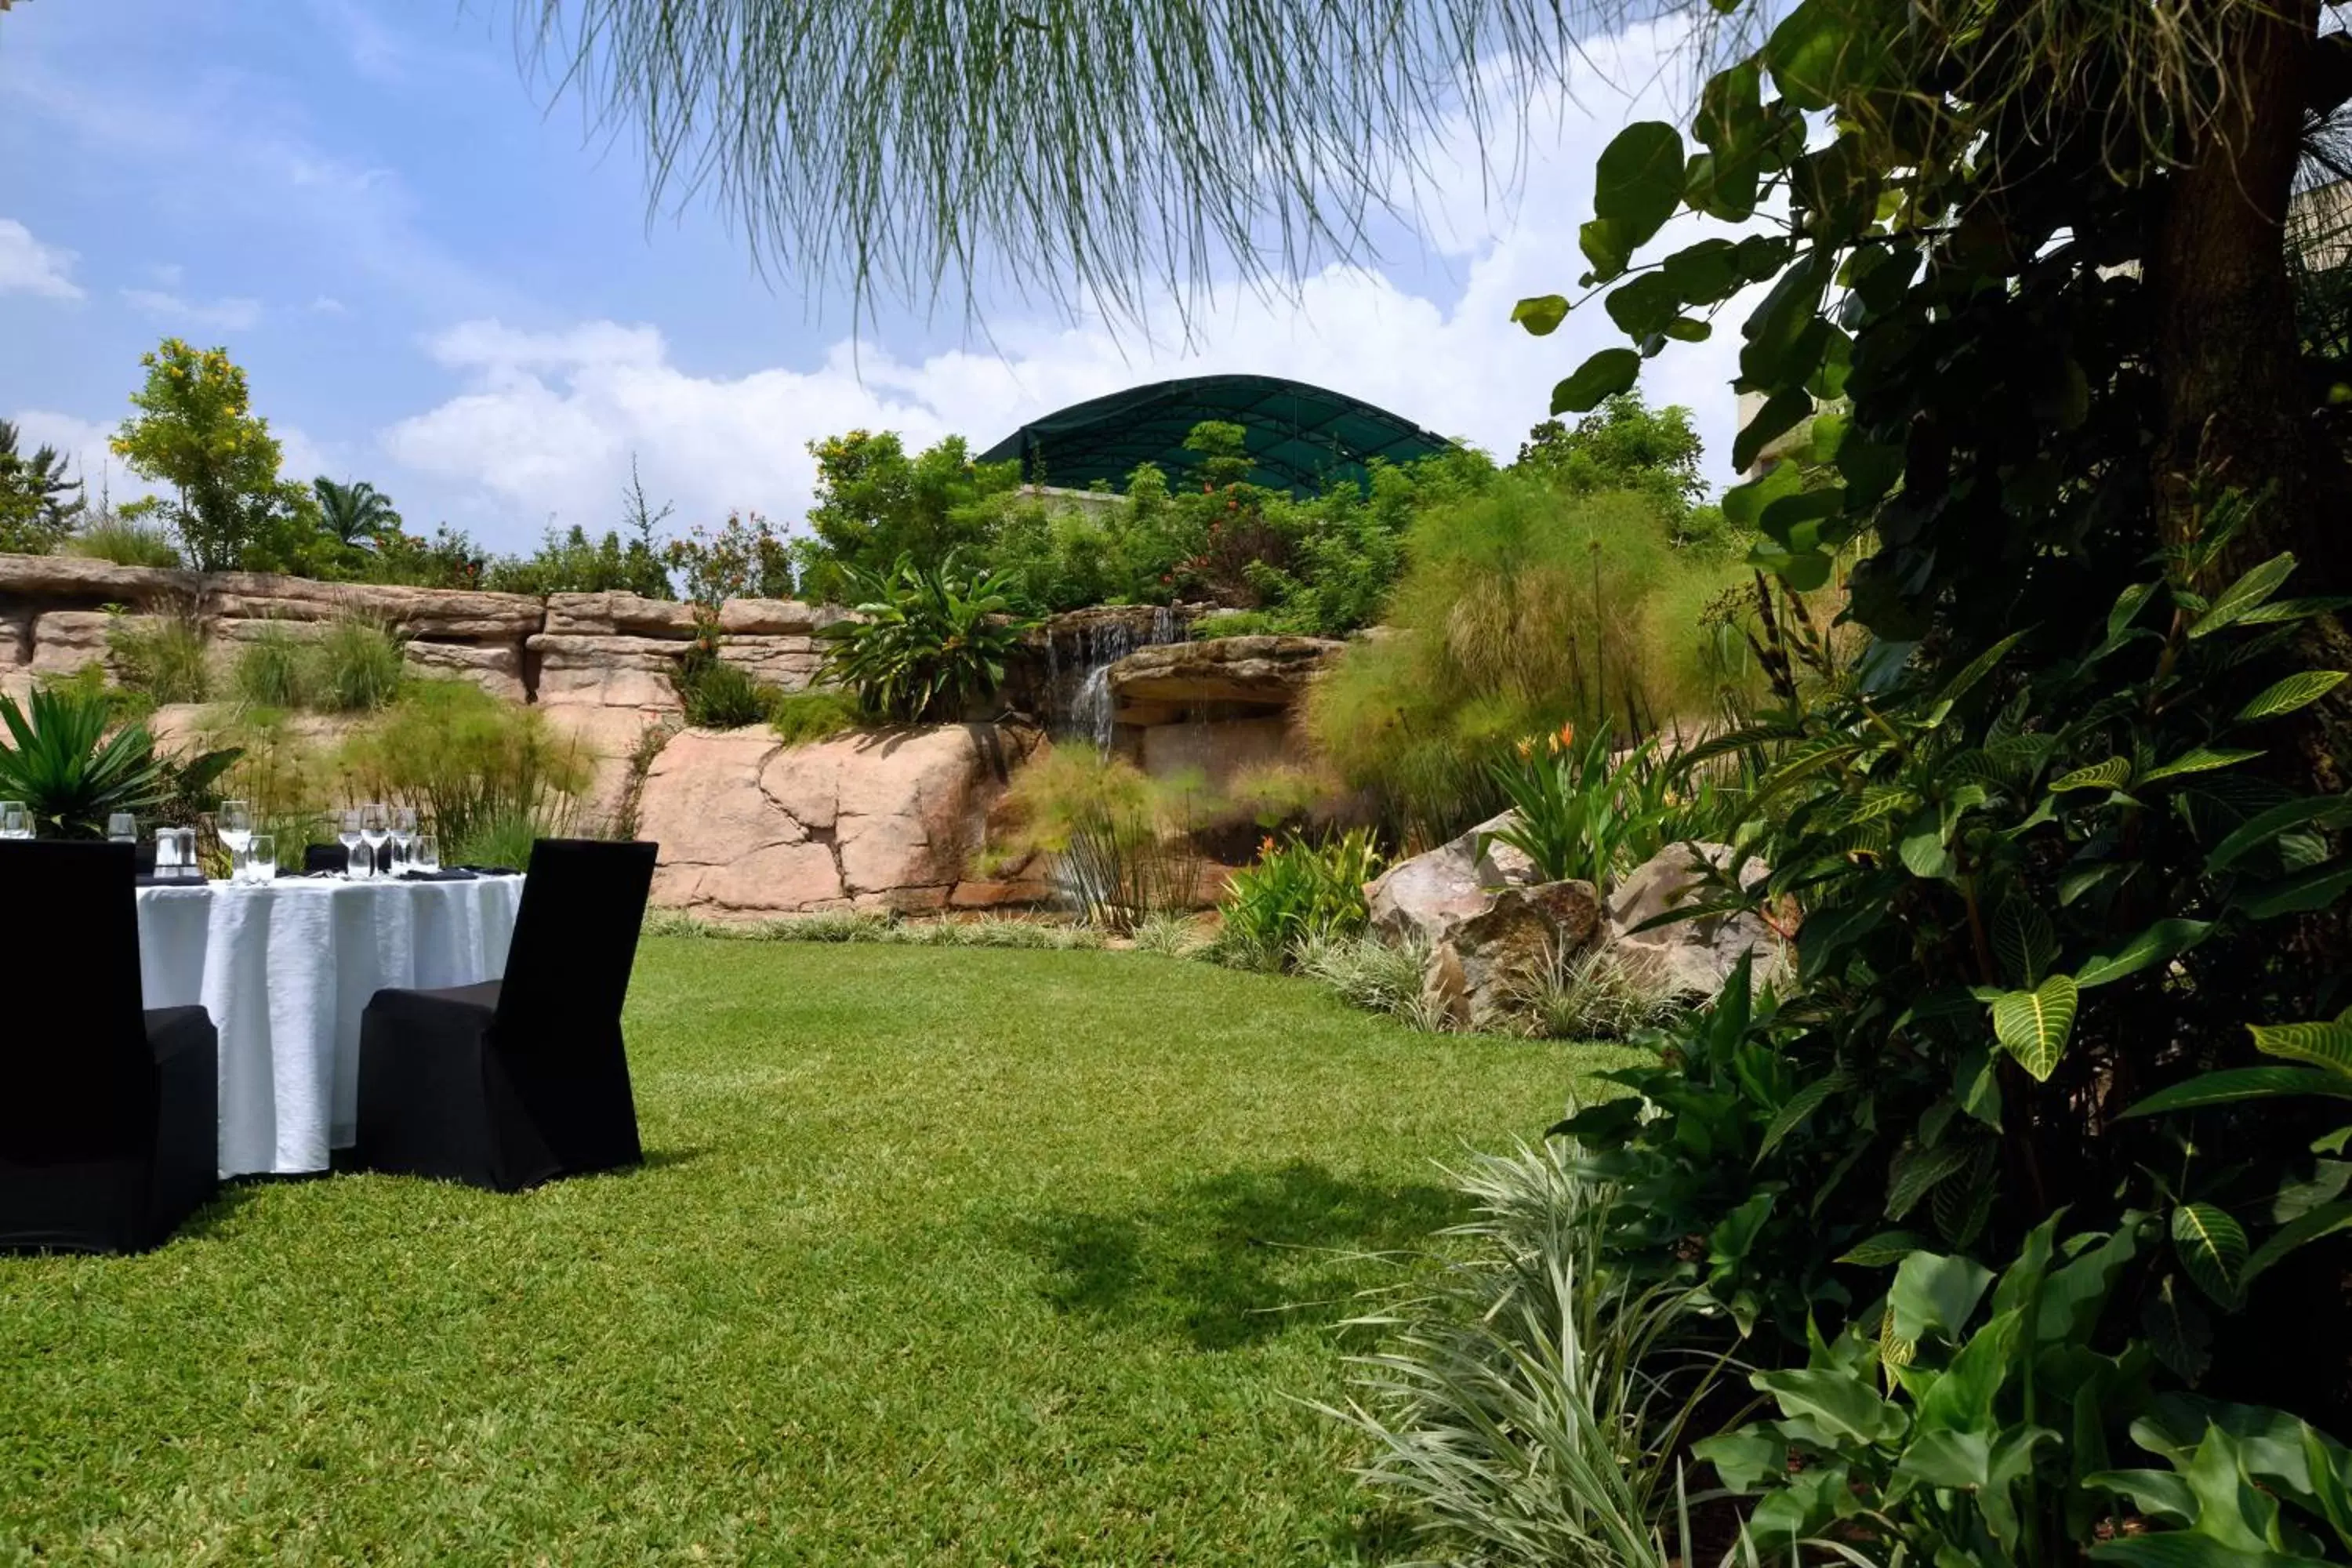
65, 513, 180, 568
818, 551, 1034, 722
0, 684, 170, 837
1213, 828, 1383, 970
1290, 930, 1434, 1025
996, 747, 1212, 933
336, 679, 588, 853
1506, 946, 1681, 1041
105, 611, 211, 706
672, 647, 777, 729
769, 688, 866, 746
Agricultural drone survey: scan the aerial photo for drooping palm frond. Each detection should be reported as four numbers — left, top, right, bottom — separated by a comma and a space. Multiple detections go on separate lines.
517, 0, 1714, 328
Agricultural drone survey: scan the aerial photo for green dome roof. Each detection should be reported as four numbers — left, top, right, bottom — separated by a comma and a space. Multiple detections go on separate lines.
978, 374, 1454, 497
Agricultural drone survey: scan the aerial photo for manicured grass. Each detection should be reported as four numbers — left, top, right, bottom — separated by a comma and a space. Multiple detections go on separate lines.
2, 941, 1616, 1565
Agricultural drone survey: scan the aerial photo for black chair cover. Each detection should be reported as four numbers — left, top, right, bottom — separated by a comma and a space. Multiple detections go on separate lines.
354, 839, 658, 1191
0, 840, 219, 1253
303, 842, 348, 876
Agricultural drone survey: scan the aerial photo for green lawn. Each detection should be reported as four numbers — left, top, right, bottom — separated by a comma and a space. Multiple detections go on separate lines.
2, 940, 1611, 1566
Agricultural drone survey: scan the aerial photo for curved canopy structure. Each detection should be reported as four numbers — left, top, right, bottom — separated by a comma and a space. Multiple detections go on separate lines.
978, 374, 1454, 497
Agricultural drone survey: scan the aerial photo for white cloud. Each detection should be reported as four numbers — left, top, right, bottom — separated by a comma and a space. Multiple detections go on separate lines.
308, 295, 348, 315
119, 288, 265, 332
383, 23, 1760, 548
0, 219, 84, 299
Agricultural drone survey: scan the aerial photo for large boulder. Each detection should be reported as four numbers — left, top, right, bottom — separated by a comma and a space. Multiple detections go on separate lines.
1605, 840, 1791, 996
1365, 811, 1541, 946
1421, 880, 1602, 1031
1105, 633, 1342, 717
635, 722, 1045, 917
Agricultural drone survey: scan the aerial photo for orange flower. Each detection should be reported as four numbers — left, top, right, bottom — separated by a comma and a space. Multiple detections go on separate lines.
1549, 721, 1576, 755
1515, 739, 1534, 760
1260, 835, 1277, 857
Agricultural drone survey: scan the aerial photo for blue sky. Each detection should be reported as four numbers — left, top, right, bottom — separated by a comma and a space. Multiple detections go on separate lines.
0, 1, 1749, 554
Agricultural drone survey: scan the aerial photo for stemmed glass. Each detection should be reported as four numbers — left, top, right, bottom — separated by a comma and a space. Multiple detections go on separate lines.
392, 806, 418, 877
361, 803, 389, 881
219, 800, 252, 884
339, 808, 366, 879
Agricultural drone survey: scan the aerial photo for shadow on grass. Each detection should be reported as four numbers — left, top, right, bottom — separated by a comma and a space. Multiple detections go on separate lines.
1009, 1160, 1459, 1351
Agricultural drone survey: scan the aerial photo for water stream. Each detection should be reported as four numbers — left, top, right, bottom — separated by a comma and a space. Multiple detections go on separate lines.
1047, 606, 1180, 753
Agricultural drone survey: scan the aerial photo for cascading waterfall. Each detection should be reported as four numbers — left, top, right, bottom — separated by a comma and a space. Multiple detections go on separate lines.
1050, 605, 1181, 754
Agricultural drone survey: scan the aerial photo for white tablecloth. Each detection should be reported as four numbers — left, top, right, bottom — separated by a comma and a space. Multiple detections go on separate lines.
136, 876, 525, 1178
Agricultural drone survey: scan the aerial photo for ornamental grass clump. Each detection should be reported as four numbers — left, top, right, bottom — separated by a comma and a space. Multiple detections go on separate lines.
995, 747, 1212, 934
336, 679, 586, 852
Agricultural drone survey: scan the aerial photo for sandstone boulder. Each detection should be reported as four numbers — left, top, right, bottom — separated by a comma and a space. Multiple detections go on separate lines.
543, 592, 699, 639
27, 610, 154, 677
397, 639, 528, 703
1421, 880, 1602, 1031
205, 575, 542, 639
1606, 840, 1791, 996
528, 633, 688, 711
1365, 811, 1541, 946
1105, 634, 1342, 711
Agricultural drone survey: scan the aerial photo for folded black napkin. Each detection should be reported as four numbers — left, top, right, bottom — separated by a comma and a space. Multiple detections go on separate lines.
458, 865, 520, 877
400, 868, 478, 882
135, 873, 209, 888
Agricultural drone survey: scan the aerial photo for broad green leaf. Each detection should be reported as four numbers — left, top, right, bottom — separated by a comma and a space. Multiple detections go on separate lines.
1591, 121, 1686, 255
1719, 449, 1805, 529
2075, 919, 2212, 989
2142, 1275, 2214, 1382
2173, 1203, 2248, 1307
2108, 580, 2160, 644
1991, 976, 2079, 1080
1889, 1250, 1994, 1345
1661, 237, 1740, 302
1733, 386, 1813, 472
1764, 0, 1878, 111
1753, 1366, 1907, 1444
2237, 670, 2347, 721
2085, 1467, 2201, 1526
1837, 1229, 1926, 1266
1914, 1305, 2020, 1435
2053, 757, 2133, 793
1550, 348, 1642, 415
1603, 272, 1682, 339
2238, 857, 2352, 920
1694, 60, 1763, 158
1756, 485, 1843, 546
2240, 593, 2352, 626
2122, 1067, 2352, 1119
1993, 898, 2057, 987
2140, 747, 2264, 786
1888, 1138, 1974, 1219
2209, 796, 2352, 874
2242, 1200, 2352, 1290
1577, 216, 1632, 279
1896, 1428, 1992, 1490
2189, 552, 2297, 639
1936, 629, 2027, 708
2035, 1217, 2144, 1345
1662, 316, 1711, 342
1509, 294, 1569, 336
2252, 1017, 2352, 1077
1758, 1067, 1854, 1161
1897, 813, 1956, 881
1690, 1427, 1781, 1493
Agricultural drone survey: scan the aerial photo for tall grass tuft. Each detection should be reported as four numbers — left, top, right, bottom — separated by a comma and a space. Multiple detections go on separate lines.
1291, 929, 1435, 1025
231, 623, 318, 710
312, 613, 406, 712
1322, 1142, 1728, 1568
105, 612, 210, 706
336, 679, 587, 853
66, 514, 180, 568
1508, 944, 1685, 1041
995, 746, 1212, 933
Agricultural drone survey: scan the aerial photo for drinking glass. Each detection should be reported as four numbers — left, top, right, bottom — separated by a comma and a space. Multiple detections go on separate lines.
219, 800, 252, 882
248, 834, 277, 884
338, 808, 365, 879
1, 804, 31, 840
154, 826, 182, 879
393, 805, 418, 876
361, 803, 389, 882
107, 813, 136, 843
173, 826, 199, 880
414, 833, 440, 873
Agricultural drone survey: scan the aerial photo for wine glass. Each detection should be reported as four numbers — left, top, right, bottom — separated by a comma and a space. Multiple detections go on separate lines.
361, 803, 389, 881
107, 813, 136, 844
414, 833, 440, 873
218, 800, 252, 883
338, 808, 365, 879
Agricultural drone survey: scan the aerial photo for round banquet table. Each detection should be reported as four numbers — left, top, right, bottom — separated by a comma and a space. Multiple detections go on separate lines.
135, 874, 524, 1178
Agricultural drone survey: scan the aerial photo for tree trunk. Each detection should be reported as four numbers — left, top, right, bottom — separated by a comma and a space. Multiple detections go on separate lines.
2149, 0, 2352, 793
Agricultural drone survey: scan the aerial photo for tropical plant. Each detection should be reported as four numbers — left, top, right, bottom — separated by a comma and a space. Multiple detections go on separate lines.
995, 747, 1210, 933
789, 430, 1017, 604
1485, 724, 1668, 894
0, 684, 171, 837
310, 477, 401, 547
105, 610, 210, 706
1322, 1141, 1722, 1568
817, 550, 1034, 724
0, 418, 85, 554
1213, 829, 1383, 971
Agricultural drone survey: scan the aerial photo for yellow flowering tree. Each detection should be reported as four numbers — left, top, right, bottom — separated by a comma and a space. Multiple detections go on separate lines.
110, 339, 315, 571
